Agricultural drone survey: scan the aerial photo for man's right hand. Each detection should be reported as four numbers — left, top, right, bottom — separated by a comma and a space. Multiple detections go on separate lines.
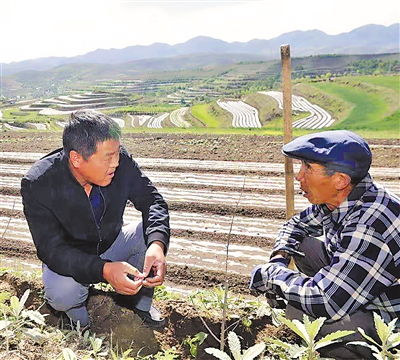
103, 262, 145, 295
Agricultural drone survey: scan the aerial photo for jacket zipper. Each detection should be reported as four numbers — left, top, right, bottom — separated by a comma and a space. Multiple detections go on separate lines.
88, 186, 106, 256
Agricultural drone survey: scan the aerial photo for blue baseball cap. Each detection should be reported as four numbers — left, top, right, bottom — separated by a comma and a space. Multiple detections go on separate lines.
282, 130, 372, 179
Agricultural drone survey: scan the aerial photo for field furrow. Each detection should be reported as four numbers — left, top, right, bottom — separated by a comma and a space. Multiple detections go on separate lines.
0, 147, 398, 291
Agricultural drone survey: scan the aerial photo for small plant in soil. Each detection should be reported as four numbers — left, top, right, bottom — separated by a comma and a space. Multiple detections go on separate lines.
205, 331, 265, 360
0, 289, 47, 352
265, 314, 355, 360
347, 312, 400, 360
183, 332, 208, 358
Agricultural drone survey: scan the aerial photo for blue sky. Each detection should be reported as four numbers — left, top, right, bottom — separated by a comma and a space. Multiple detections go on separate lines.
1, 0, 399, 63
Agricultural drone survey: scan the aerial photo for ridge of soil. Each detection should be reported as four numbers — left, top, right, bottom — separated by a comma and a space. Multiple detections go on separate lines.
0, 131, 398, 359
0, 132, 398, 167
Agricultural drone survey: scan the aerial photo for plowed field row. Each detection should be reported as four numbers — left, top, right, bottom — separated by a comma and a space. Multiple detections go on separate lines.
0, 152, 399, 291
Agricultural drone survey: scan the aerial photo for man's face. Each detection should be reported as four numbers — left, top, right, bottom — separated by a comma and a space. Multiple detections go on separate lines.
296, 161, 339, 209
76, 139, 120, 187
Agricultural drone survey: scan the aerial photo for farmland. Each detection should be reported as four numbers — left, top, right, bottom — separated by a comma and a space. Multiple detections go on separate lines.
0, 53, 399, 358
1, 73, 399, 138
0, 130, 399, 358
1, 51, 399, 138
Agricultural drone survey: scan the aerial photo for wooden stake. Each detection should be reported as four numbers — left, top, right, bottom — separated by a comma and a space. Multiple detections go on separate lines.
280, 45, 295, 219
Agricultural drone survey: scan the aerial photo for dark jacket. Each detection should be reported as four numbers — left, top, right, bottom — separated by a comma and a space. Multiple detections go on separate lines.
21, 147, 170, 284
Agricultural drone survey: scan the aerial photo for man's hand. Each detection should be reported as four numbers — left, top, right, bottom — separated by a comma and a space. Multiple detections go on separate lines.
142, 241, 166, 288
103, 262, 145, 295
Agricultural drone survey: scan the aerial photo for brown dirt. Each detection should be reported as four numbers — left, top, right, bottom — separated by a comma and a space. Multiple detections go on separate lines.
0, 132, 398, 167
0, 131, 398, 359
0, 272, 286, 359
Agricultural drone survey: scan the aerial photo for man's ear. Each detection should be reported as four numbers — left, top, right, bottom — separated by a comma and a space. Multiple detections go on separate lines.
69, 150, 83, 168
335, 172, 351, 191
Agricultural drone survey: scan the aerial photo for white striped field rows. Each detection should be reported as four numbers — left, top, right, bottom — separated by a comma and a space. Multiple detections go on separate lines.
260, 91, 335, 129
1, 152, 398, 277
170, 107, 191, 128
0, 194, 283, 240
137, 115, 151, 126
1, 164, 398, 196
0, 212, 274, 275
147, 113, 169, 128
0, 188, 283, 277
0, 153, 398, 178
217, 100, 261, 128
3, 175, 399, 209
0, 175, 309, 210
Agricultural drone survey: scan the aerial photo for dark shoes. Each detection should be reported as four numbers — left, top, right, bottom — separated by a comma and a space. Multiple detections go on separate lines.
134, 305, 165, 328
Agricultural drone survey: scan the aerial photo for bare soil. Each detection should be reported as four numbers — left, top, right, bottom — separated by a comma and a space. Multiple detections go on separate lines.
0, 131, 398, 359
0, 132, 398, 166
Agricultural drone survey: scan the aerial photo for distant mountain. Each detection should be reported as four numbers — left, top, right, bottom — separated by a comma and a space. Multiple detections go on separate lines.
2, 23, 399, 76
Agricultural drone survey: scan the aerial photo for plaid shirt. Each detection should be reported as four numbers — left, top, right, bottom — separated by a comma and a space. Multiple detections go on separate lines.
251, 174, 400, 324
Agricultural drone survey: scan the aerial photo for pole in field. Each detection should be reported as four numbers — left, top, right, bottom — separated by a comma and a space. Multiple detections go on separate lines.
280, 44, 295, 219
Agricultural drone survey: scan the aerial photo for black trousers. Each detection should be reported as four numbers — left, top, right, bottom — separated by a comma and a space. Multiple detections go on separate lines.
287, 236, 378, 360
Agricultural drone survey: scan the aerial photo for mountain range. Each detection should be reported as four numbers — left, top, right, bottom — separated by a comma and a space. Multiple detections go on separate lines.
3, 23, 399, 76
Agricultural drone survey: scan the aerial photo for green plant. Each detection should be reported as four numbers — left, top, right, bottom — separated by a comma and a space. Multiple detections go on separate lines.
61, 348, 78, 360
0, 291, 11, 305
59, 334, 108, 359
348, 312, 400, 360
152, 347, 180, 359
265, 314, 355, 360
183, 332, 208, 357
205, 331, 265, 360
110, 347, 135, 360
154, 285, 181, 301
87, 335, 108, 359
188, 286, 236, 316
0, 289, 47, 352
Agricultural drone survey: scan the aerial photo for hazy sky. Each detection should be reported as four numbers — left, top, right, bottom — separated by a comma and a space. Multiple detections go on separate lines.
1, 0, 399, 63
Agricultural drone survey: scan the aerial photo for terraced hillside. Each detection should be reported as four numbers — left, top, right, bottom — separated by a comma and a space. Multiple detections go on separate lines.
0, 132, 399, 294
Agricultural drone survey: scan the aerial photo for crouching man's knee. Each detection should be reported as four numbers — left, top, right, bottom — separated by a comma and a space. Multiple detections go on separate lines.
42, 264, 90, 312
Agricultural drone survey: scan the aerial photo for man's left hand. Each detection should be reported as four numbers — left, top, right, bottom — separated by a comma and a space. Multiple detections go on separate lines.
142, 241, 166, 287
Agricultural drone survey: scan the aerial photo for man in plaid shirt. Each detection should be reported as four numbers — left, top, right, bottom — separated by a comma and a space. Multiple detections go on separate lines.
250, 130, 400, 359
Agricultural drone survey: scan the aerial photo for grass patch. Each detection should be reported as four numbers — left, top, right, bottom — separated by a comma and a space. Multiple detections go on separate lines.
1, 107, 67, 125
308, 81, 398, 133
351, 75, 400, 92
243, 92, 282, 125
2, 75, 399, 139
190, 101, 231, 128
293, 82, 352, 124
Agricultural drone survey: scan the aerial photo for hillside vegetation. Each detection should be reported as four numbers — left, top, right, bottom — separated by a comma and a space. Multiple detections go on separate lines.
1, 53, 399, 139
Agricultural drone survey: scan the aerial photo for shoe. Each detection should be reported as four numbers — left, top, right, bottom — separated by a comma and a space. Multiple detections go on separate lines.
134, 305, 165, 328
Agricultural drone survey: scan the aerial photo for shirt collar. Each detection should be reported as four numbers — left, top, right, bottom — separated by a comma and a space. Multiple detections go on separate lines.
323, 174, 374, 223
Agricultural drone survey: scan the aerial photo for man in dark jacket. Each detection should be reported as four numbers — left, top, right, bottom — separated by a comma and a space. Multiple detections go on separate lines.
21, 109, 170, 329
250, 130, 400, 359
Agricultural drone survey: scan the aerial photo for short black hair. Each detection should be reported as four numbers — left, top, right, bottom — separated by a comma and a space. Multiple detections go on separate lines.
63, 109, 121, 160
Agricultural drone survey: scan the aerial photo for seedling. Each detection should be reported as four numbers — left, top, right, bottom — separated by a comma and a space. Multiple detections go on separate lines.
183, 332, 208, 358
205, 331, 265, 360
348, 312, 400, 360
265, 314, 355, 360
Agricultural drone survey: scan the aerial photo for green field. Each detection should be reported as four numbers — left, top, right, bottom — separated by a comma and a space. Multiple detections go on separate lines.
306, 76, 399, 138
352, 75, 399, 91
186, 75, 400, 138
1, 72, 399, 139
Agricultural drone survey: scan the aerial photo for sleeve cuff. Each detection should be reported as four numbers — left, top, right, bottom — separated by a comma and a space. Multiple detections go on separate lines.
147, 232, 169, 255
